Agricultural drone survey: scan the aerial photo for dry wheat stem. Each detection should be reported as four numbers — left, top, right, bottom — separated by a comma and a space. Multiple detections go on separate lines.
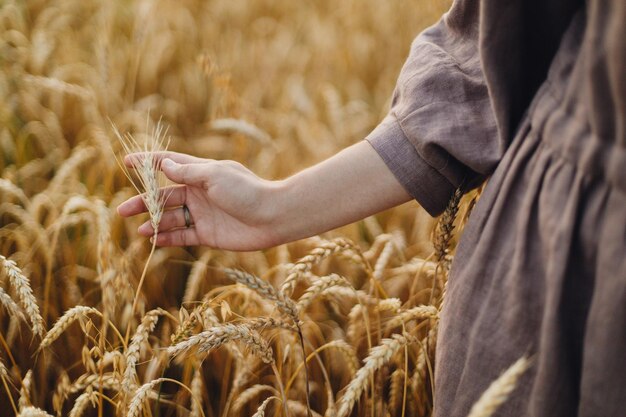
0, 255, 44, 338
467, 356, 532, 417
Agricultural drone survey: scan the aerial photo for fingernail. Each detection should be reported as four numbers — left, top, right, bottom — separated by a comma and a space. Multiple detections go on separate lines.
162, 158, 175, 169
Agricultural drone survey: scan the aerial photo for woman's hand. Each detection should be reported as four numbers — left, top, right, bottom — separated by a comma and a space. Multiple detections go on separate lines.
117, 142, 412, 251
117, 152, 282, 251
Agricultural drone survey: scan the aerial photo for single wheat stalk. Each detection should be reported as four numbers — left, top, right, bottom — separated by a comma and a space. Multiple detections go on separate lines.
336, 334, 417, 417
17, 406, 54, 417
297, 274, 350, 311
252, 396, 280, 417
245, 317, 298, 333
0, 285, 27, 322
68, 389, 98, 417
0, 178, 29, 207
232, 384, 279, 414
189, 363, 204, 417
183, 251, 212, 303
0, 255, 44, 337
372, 241, 395, 281
124, 308, 167, 392
467, 356, 532, 417
224, 269, 300, 324
280, 238, 362, 297
377, 298, 402, 313
384, 305, 438, 330
169, 323, 274, 364
388, 368, 405, 414
112, 119, 171, 318
127, 377, 204, 417
39, 306, 99, 349
19, 370, 33, 409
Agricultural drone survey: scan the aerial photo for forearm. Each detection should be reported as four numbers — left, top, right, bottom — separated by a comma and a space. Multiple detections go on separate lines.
267, 140, 411, 244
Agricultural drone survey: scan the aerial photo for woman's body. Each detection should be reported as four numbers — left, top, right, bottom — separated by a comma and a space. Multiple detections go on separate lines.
119, 0, 626, 414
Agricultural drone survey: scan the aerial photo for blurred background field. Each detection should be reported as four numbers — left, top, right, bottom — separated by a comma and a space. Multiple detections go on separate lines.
0, 1, 466, 416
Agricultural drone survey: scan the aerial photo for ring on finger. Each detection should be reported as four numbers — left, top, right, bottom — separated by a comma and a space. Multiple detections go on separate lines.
182, 205, 191, 228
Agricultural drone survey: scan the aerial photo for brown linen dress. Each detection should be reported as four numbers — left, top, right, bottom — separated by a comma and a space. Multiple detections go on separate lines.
365, 0, 626, 415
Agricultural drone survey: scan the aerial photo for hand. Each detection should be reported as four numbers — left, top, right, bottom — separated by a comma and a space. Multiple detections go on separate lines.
117, 152, 281, 251
117, 142, 411, 251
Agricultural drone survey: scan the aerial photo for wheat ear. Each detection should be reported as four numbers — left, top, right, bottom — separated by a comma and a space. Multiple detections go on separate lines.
297, 274, 350, 311
252, 396, 280, 417
123, 308, 167, 392
17, 406, 54, 417
168, 323, 273, 364
0, 256, 44, 337
280, 238, 361, 297
0, 285, 27, 322
467, 356, 532, 417
112, 119, 171, 318
39, 306, 99, 349
336, 334, 417, 417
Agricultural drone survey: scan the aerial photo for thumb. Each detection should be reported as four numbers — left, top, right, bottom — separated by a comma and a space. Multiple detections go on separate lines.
161, 158, 207, 186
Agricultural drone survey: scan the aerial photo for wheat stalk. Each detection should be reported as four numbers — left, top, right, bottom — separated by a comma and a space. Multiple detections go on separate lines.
39, 306, 99, 349
232, 384, 279, 414
17, 406, 54, 417
123, 308, 167, 392
0, 255, 44, 337
68, 389, 98, 417
112, 118, 171, 318
252, 395, 280, 417
189, 363, 204, 417
384, 305, 438, 330
336, 334, 417, 417
280, 238, 362, 297
467, 356, 532, 417
297, 274, 350, 311
169, 323, 274, 364
224, 269, 299, 324
0, 285, 27, 322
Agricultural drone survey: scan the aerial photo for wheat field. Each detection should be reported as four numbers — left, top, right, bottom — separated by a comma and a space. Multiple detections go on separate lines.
0, 1, 521, 416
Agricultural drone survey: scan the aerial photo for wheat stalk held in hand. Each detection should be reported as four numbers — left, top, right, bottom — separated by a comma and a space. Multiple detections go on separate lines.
112, 119, 172, 317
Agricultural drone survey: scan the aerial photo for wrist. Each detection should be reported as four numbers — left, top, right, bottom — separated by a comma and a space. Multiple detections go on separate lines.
257, 177, 294, 246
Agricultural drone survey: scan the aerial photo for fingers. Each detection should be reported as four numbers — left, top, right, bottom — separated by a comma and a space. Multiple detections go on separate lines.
137, 206, 190, 236
153, 228, 200, 247
161, 159, 209, 187
117, 185, 187, 217
123, 151, 207, 168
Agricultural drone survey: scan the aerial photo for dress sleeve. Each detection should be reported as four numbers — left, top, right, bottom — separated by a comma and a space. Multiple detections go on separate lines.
365, 0, 499, 216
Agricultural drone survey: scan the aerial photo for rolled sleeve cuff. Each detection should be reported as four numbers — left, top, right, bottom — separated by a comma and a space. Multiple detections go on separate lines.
365, 115, 455, 216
